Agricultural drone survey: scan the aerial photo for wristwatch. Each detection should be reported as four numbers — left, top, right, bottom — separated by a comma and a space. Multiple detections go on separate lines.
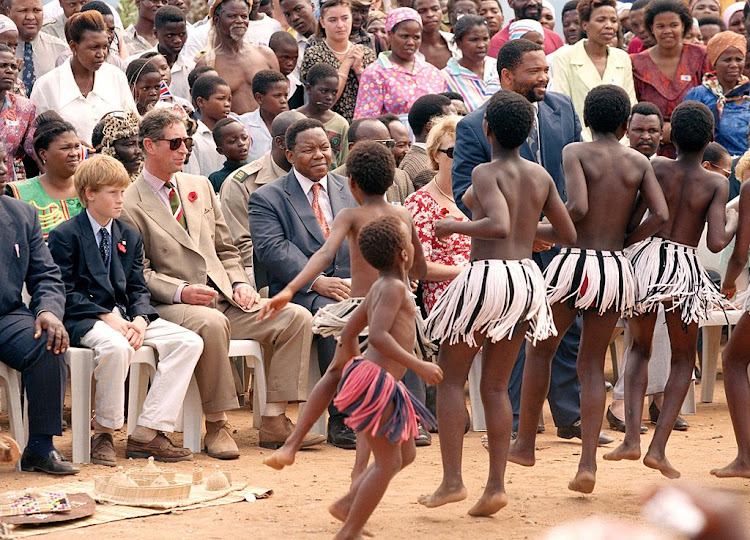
136, 315, 151, 327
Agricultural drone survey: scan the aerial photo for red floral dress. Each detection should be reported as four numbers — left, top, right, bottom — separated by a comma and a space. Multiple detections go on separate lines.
405, 188, 471, 314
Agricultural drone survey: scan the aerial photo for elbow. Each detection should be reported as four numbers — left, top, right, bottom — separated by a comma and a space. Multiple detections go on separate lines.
562, 228, 577, 246
567, 203, 587, 222
492, 223, 510, 239
707, 238, 728, 254
655, 209, 669, 227
367, 330, 389, 351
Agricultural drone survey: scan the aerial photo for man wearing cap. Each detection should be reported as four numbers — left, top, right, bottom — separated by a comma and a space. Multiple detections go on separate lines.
349, 0, 377, 52
487, 0, 563, 57
194, 0, 279, 115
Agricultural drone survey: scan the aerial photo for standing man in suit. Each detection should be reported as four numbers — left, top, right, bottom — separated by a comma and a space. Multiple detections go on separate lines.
48, 155, 203, 466
249, 118, 359, 449
120, 109, 323, 458
452, 39, 612, 445
0, 140, 77, 475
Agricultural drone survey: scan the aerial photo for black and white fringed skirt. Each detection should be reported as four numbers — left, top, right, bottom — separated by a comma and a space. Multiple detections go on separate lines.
625, 236, 730, 324
734, 288, 750, 313
425, 259, 556, 347
312, 297, 438, 360
544, 247, 637, 316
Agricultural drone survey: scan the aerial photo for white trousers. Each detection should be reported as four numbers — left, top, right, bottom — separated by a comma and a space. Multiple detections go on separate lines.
80, 318, 203, 432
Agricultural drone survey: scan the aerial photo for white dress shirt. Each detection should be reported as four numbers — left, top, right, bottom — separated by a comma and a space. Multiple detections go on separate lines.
293, 168, 333, 227
238, 109, 272, 163
86, 209, 113, 273
188, 120, 225, 177
30, 59, 137, 146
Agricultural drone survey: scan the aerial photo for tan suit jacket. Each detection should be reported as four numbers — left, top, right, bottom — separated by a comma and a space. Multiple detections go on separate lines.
120, 172, 248, 308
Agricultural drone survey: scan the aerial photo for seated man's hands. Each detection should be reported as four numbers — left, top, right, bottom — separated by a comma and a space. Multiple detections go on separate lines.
125, 316, 148, 350
181, 284, 218, 306
35, 311, 69, 354
234, 283, 261, 310
312, 276, 351, 302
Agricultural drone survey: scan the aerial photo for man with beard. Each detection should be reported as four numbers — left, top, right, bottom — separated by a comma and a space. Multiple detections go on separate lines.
626, 0, 655, 54
488, 0, 563, 57
452, 39, 614, 448
194, 0, 278, 115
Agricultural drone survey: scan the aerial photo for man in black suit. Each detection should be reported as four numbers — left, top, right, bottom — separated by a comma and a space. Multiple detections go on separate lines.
451, 39, 612, 445
48, 155, 203, 466
250, 118, 359, 448
0, 141, 77, 475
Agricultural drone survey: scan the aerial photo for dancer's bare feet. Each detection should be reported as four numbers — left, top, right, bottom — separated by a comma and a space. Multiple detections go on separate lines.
643, 451, 680, 479
329, 498, 374, 537
507, 440, 535, 467
418, 482, 468, 508
263, 445, 296, 470
603, 442, 641, 462
568, 469, 596, 494
467, 490, 508, 517
710, 457, 750, 478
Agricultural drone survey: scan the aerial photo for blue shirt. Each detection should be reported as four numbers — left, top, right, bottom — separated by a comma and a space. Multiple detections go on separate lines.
684, 83, 750, 157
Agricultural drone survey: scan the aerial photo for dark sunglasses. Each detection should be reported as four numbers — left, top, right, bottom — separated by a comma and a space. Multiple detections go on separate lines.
438, 147, 454, 159
156, 136, 194, 151
373, 139, 396, 149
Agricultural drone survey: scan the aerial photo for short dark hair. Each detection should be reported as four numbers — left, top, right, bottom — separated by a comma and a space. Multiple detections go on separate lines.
407, 94, 452, 136
577, 0, 616, 23
33, 111, 77, 155
269, 29, 298, 51
630, 101, 664, 126
285, 118, 326, 151
81, 1, 113, 16
188, 65, 218, 90
192, 75, 229, 106
562, 0, 579, 16
252, 69, 287, 95
698, 16, 724, 29
670, 101, 714, 152
64, 10, 106, 43
630, 0, 650, 12
378, 113, 401, 127
453, 13, 488, 42
703, 141, 730, 165
346, 141, 395, 195
440, 91, 464, 102
212, 117, 241, 146
583, 85, 630, 134
126, 57, 160, 86
154, 5, 185, 28
139, 108, 184, 148
305, 62, 338, 86
645, 0, 692, 38
496, 39, 544, 74
485, 89, 535, 149
358, 215, 408, 272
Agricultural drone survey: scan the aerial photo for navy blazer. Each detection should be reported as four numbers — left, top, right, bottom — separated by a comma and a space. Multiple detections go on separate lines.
0, 195, 65, 319
48, 212, 158, 346
452, 90, 582, 217
249, 170, 356, 311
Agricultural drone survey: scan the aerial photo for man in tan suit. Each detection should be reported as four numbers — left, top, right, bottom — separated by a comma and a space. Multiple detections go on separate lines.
120, 109, 324, 458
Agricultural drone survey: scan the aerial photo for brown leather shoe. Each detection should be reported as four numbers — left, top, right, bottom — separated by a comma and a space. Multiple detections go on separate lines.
204, 420, 240, 460
259, 414, 325, 450
126, 432, 193, 462
91, 433, 117, 467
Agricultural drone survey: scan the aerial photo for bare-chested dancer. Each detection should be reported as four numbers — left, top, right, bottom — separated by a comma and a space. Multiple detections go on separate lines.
508, 85, 669, 494
605, 101, 736, 479
195, 0, 280, 114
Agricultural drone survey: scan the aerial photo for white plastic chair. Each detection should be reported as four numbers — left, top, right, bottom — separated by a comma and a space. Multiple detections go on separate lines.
0, 362, 25, 471
227, 340, 266, 428
468, 353, 485, 432
64, 347, 95, 464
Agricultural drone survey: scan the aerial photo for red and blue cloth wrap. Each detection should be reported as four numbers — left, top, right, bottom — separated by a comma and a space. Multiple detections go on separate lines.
334, 357, 437, 445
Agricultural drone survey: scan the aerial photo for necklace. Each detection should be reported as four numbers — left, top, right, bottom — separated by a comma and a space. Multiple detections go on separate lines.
434, 181, 455, 203
328, 40, 351, 55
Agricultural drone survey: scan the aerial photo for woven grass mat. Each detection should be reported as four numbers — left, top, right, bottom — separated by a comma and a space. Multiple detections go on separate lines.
5, 475, 272, 537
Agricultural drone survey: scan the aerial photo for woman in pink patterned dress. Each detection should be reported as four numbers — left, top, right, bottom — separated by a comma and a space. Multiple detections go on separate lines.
404, 114, 470, 314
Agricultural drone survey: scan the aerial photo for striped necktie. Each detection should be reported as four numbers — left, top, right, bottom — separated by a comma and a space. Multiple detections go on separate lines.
164, 180, 187, 229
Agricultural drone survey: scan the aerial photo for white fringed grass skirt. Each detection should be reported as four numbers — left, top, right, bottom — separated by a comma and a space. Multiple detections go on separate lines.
544, 247, 636, 316
625, 237, 730, 324
312, 296, 438, 360
425, 259, 556, 348
734, 288, 750, 313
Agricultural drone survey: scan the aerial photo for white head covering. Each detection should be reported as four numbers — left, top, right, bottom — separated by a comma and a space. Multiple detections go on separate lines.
0, 15, 17, 36
509, 19, 545, 42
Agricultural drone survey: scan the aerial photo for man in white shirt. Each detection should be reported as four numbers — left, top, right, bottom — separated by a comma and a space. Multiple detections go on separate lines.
10, 0, 68, 96
124, 0, 167, 54
278, 0, 315, 79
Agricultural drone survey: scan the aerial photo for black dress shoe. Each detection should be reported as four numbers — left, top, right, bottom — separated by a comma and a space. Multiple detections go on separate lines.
606, 406, 648, 434
327, 416, 357, 450
20, 448, 79, 475
415, 424, 432, 447
649, 401, 690, 431
557, 421, 614, 446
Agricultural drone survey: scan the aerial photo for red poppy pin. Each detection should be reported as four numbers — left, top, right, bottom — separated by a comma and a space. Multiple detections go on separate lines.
188, 191, 198, 202
440, 207, 450, 217
117, 242, 127, 254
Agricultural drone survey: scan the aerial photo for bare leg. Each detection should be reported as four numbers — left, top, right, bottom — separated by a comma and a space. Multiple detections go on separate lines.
604, 312, 657, 462
712, 313, 750, 478
468, 328, 527, 517
509, 303, 577, 467
569, 309, 620, 494
418, 338, 478, 508
351, 437, 371, 483
643, 309, 697, 479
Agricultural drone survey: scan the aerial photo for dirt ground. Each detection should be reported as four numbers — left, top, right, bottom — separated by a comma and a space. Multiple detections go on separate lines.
1, 360, 748, 540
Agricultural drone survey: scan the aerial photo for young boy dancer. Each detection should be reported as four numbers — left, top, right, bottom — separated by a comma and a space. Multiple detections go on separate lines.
508, 85, 669, 494
260, 141, 430, 473
605, 101, 736, 478
418, 90, 577, 516
324, 216, 442, 540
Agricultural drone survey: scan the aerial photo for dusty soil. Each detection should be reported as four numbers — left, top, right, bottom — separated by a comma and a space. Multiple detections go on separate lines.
1, 363, 748, 539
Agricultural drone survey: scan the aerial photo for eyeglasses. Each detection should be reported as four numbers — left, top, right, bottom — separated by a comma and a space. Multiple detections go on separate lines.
373, 139, 396, 149
710, 162, 732, 178
438, 147, 454, 159
156, 136, 193, 151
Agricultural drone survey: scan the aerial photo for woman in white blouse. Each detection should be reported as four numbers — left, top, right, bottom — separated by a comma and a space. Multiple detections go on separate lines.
30, 11, 136, 147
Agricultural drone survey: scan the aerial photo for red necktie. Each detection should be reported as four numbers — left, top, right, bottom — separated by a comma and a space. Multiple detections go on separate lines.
311, 183, 330, 239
